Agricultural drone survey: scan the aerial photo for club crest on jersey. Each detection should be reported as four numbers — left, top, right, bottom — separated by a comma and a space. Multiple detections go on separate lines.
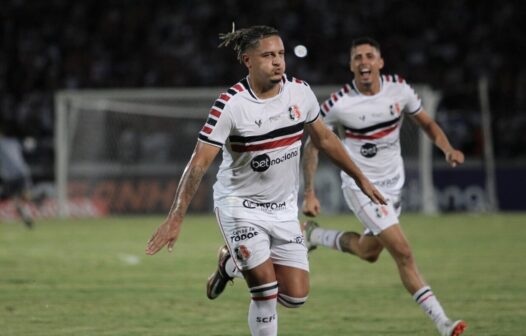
390, 102, 401, 116
288, 105, 301, 121
375, 206, 389, 218
234, 245, 251, 262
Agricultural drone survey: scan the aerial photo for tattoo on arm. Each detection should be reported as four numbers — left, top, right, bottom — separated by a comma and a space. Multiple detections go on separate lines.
167, 165, 207, 220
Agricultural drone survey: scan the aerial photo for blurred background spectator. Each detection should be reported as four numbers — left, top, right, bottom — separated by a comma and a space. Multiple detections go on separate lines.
1, 0, 525, 183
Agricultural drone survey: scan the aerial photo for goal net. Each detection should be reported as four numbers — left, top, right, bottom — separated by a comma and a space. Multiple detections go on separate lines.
54, 85, 439, 217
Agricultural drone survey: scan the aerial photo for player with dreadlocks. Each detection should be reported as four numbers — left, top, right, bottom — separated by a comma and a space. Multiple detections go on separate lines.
146, 25, 385, 335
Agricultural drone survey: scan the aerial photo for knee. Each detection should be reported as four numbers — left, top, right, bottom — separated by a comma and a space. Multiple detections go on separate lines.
277, 292, 308, 308
361, 247, 383, 263
362, 251, 381, 263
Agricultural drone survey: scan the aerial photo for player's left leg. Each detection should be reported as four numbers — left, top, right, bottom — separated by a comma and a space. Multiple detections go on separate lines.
274, 264, 309, 308
270, 219, 310, 308
377, 224, 466, 335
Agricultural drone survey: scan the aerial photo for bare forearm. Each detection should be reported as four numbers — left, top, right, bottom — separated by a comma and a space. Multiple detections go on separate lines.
315, 131, 364, 181
167, 164, 207, 220
423, 122, 454, 154
303, 138, 319, 194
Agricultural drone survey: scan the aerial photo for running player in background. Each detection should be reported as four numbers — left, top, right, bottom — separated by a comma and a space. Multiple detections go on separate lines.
301, 37, 467, 336
145, 26, 385, 336
0, 128, 34, 228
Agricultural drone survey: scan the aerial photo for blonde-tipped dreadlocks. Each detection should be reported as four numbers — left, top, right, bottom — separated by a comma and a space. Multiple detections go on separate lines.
219, 25, 280, 63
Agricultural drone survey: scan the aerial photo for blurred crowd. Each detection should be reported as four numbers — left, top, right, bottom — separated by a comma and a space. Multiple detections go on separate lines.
1, 0, 525, 180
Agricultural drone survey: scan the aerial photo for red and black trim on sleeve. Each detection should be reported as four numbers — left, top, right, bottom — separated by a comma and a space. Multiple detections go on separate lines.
198, 82, 246, 147
320, 85, 347, 117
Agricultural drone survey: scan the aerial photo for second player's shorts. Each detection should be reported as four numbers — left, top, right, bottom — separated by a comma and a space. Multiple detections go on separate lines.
342, 186, 402, 236
214, 207, 309, 272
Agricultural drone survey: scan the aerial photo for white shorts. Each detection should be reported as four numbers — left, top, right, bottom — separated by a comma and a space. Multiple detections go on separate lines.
214, 207, 309, 272
342, 187, 402, 236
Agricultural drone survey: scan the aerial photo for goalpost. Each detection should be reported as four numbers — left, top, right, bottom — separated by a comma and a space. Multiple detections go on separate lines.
54, 85, 439, 217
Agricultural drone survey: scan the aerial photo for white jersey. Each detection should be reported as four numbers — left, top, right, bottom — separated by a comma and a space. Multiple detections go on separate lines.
321, 74, 422, 193
198, 75, 319, 221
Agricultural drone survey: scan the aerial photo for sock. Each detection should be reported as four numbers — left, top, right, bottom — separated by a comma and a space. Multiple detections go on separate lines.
277, 293, 308, 308
225, 256, 243, 279
413, 286, 449, 327
310, 228, 344, 251
248, 281, 278, 336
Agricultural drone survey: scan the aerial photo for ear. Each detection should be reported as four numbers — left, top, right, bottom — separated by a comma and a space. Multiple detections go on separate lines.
242, 53, 251, 69
378, 56, 384, 70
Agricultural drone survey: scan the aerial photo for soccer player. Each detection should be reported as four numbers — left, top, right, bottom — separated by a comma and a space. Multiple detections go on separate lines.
145, 26, 385, 336
0, 131, 34, 228
301, 37, 467, 336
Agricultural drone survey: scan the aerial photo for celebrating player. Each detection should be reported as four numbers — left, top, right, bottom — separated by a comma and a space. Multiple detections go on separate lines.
301, 37, 466, 336
145, 26, 385, 336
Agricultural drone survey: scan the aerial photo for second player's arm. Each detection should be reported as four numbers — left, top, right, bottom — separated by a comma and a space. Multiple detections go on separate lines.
411, 109, 465, 167
305, 118, 386, 205
302, 136, 321, 216
146, 141, 220, 255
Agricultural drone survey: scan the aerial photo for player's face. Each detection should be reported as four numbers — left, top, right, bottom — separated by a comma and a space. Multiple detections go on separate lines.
350, 44, 384, 88
243, 35, 286, 85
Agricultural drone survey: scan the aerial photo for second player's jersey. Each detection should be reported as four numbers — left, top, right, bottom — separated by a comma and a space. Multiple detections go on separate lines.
321, 75, 422, 192
198, 75, 319, 220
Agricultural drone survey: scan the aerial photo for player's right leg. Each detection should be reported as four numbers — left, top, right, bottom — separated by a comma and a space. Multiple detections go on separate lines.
302, 220, 384, 261
210, 208, 279, 336
242, 259, 279, 336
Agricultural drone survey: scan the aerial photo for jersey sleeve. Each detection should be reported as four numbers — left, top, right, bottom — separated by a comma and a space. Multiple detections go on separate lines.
403, 82, 423, 116
319, 86, 347, 129
198, 96, 233, 148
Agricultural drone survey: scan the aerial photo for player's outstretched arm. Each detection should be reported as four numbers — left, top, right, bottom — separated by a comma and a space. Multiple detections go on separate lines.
305, 119, 386, 205
410, 110, 465, 167
302, 136, 321, 217
145, 141, 220, 255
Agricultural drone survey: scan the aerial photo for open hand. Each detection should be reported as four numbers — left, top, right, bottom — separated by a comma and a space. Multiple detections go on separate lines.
145, 219, 181, 255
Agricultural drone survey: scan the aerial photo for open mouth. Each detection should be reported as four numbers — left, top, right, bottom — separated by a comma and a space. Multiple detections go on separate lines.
359, 68, 372, 79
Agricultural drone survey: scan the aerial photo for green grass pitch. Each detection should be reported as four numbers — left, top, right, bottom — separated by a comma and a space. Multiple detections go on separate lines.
1, 213, 525, 335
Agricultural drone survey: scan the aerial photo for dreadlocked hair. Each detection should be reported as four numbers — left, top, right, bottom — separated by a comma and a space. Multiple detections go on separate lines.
219, 25, 280, 63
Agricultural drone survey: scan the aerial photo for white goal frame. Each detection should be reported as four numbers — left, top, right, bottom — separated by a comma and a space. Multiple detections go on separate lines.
54, 85, 439, 217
